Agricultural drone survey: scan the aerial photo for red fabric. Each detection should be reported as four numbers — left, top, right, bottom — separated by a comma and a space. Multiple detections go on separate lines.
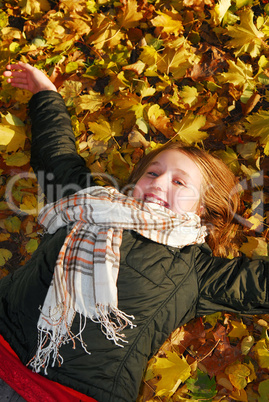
0, 334, 97, 402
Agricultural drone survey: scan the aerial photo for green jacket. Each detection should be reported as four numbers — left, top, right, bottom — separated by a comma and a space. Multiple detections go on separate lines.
0, 91, 268, 402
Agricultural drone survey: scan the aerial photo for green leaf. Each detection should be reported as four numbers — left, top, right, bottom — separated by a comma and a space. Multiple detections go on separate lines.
4, 216, 21, 233
0, 249, 12, 267
186, 369, 217, 399
65, 62, 78, 74
25, 239, 39, 254
258, 379, 269, 402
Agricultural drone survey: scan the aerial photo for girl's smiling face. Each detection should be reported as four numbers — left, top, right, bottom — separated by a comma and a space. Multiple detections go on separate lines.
132, 149, 203, 215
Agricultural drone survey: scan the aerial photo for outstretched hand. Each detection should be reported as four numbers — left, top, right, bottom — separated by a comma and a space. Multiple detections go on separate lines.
3, 62, 57, 94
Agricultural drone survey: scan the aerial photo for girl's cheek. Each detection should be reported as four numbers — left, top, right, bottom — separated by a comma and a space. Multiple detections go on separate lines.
132, 179, 146, 199
172, 187, 200, 213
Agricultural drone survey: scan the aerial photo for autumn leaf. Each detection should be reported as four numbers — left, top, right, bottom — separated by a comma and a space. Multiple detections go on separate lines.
258, 379, 269, 402
210, 0, 231, 25
215, 147, 240, 174
226, 10, 265, 57
3, 151, 30, 167
157, 41, 197, 79
186, 369, 217, 400
179, 85, 198, 107
0, 249, 12, 267
151, 7, 183, 36
173, 113, 207, 144
88, 117, 122, 143
25, 238, 39, 254
241, 335, 255, 355
87, 14, 124, 50
0, 124, 26, 153
117, 0, 143, 29
253, 339, 269, 369
225, 362, 250, 390
244, 109, 269, 153
4, 216, 21, 233
240, 236, 268, 259
74, 91, 105, 114
228, 320, 249, 339
148, 104, 175, 138
218, 58, 254, 89
19, 0, 50, 16
153, 352, 191, 397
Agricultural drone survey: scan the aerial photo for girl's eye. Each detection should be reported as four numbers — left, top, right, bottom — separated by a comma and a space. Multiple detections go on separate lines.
173, 179, 184, 186
147, 171, 158, 177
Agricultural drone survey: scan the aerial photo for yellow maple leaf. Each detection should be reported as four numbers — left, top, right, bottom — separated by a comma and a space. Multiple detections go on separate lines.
88, 117, 122, 143
244, 109, 269, 145
179, 86, 198, 107
88, 14, 123, 50
151, 7, 183, 36
218, 58, 254, 89
157, 43, 194, 79
59, 81, 82, 107
173, 113, 207, 144
117, 0, 143, 29
0, 124, 26, 153
153, 352, 191, 397
226, 9, 264, 57
228, 320, 249, 339
74, 91, 105, 114
139, 46, 158, 67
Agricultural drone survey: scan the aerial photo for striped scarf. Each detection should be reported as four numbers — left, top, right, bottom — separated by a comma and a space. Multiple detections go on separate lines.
29, 186, 206, 374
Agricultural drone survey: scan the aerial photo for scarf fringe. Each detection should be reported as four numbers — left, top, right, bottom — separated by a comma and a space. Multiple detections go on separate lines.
29, 305, 136, 373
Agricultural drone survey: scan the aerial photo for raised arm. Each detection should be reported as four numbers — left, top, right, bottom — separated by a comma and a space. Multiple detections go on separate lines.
4, 63, 93, 202
195, 244, 269, 316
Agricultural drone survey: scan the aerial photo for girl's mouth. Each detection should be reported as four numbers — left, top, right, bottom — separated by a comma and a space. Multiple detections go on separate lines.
144, 194, 169, 208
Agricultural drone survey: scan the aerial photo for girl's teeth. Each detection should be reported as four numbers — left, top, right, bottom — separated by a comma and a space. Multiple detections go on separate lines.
145, 196, 166, 206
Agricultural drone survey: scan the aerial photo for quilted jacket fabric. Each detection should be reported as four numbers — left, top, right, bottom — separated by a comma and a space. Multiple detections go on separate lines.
0, 91, 268, 402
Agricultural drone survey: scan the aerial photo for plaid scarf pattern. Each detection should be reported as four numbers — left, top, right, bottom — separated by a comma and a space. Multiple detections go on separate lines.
29, 186, 206, 374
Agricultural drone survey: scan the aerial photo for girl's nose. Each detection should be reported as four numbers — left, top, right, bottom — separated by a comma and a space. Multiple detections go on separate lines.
151, 173, 168, 192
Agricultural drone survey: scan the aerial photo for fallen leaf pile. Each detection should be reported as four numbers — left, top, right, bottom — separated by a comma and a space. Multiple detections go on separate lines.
0, 0, 268, 400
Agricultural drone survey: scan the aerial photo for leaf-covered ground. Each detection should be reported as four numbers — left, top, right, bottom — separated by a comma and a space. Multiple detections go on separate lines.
0, 0, 268, 400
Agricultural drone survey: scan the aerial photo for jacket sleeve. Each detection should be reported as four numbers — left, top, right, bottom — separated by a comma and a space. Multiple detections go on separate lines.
195, 244, 269, 316
29, 91, 93, 202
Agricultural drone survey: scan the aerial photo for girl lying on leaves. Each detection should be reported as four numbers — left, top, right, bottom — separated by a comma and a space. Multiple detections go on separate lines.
1, 62, 269, 402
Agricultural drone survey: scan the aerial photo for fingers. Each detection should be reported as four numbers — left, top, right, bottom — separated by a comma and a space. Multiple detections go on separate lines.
3, 62, 32, 76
